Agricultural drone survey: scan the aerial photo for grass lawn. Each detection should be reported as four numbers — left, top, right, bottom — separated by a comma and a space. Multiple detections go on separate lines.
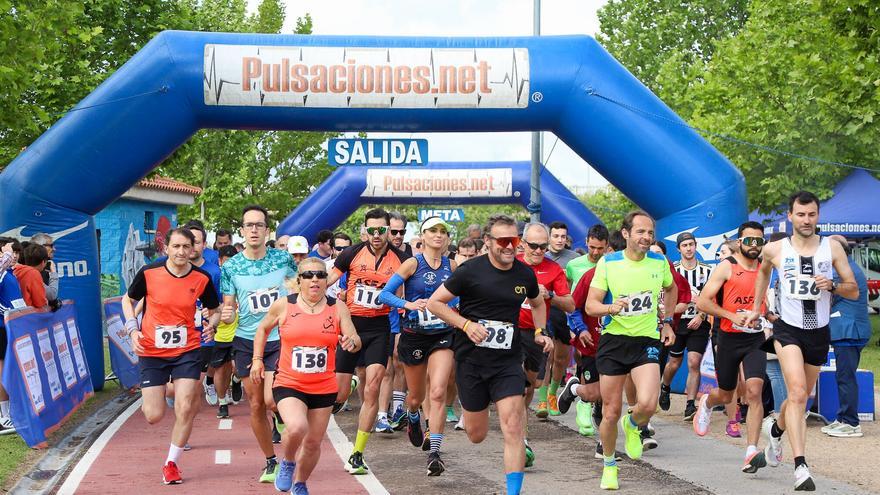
860, 314, 880, 385
0, 341, 121, 489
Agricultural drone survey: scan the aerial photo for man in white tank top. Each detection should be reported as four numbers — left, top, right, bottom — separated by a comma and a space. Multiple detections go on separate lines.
746, 191, 858, 492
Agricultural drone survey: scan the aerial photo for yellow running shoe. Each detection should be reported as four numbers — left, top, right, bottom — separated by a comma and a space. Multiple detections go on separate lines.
620, 414, 643, 460
536, 401, 549, 419
600, 464, 619, 490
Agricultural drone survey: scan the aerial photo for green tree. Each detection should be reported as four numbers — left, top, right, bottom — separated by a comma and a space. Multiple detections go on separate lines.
580, 185, 636, 230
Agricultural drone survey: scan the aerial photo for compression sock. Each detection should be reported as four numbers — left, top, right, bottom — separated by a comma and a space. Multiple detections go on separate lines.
429, 433, 443, 453
537, 385, 548, 403
353, 430, 370, 453
506, 472, 524, 495
548, 381, 559, 397
794, 456, 807, 468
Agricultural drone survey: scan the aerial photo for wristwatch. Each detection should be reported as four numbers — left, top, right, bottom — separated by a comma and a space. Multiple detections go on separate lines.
661, 316, 674, 325
830, 281, 839, 293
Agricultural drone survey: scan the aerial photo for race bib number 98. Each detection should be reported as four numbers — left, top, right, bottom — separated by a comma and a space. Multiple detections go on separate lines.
291, 346, 328, 373
476, 320, 514, 350
155, 325, 187, 348
354, 284, 383, 309
247, 288, 280, 313
619, 291, 654, 317
785, 275, 820, 301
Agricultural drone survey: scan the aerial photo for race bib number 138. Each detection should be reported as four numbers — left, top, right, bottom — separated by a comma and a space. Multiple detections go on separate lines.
291, 346, 328, 373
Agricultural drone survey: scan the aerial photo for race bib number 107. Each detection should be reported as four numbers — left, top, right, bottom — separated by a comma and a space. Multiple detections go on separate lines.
247, 288, 280, 313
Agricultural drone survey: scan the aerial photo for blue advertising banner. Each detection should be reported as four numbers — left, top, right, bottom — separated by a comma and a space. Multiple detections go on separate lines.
102, 296, 140, 390
2, 301, 94, 448
328, 138, 428, 166
418, 208, 465, 223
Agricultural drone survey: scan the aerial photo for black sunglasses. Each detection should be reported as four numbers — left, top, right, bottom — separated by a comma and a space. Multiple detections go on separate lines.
299, 270, 328, 280
390, 229, 406, 236
524, 241, 549, 251
334, 245, 348, 251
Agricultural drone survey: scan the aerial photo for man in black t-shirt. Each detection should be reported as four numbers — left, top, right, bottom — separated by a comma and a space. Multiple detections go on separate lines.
428, 214, 553, 495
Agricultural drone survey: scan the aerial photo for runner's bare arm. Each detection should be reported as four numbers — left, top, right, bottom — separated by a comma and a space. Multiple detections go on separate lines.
428, 283, 488, 344
220, 294, 237, 323
662, 280, 678, 319
250, 297, 285, 385
749, 242, 778, 320
121, 295, 144, 354
336, 300, 361, 353
585, 286, 627, 316
823, 241, 858, 299
528, 294, 554, 353
550, 293, 575, 313
696, 260, 734, 320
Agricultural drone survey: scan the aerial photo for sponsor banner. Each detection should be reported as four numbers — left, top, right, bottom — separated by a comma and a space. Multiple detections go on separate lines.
363, 168, 512, 198
329, 138, 427, 166
204, 45, 529, 109
2, 301, 94, 448
418, 208, 465, 223
103, 297, 140, 390
818, 223, 880, 234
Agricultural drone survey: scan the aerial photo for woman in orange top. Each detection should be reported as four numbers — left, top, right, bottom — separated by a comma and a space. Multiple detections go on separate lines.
251, 257, 361, 494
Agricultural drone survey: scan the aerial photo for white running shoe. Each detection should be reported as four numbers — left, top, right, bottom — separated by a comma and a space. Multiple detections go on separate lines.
794, 465, 816, 491
825, 423, 863, 438
762, 417, 783, 467
0, 416, 16, 436
693, 394, 712, 436
820, 420, 841, 434
454, 417, 465, 431
205, 383, 218, 406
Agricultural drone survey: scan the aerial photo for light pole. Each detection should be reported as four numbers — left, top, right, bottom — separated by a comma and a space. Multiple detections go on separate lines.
529, 0, 542, 223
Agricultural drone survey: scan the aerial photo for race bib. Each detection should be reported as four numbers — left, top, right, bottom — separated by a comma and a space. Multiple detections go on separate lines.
521, 299, 531, 309
194, 308, 203, 328
155, 325, 187, 348
619, 291, 654, 317
784, 275, 821, 301
416, 309, 444, 329
353, 284, 383, 309
291, 346, 328, 373
682, 303, 698, 319
247, 288, 280, 313
476, 320, 514, 350
731, 309, 763, 333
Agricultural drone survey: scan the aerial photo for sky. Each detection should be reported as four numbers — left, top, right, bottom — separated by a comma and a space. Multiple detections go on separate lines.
247, 0, 611, 192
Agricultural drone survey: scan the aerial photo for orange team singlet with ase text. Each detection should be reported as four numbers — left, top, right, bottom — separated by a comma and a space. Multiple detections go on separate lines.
717, 257, 766, 333
332, 242, 409, 317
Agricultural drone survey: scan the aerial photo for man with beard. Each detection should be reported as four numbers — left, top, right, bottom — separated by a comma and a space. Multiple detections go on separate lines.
693, 221, 770, 474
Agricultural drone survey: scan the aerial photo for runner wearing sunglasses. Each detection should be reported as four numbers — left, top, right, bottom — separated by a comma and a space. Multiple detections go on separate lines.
327, 208, 410, 475
515, 222, 574, 468
250, 257, 362, 494
427, 214, 552, 495
377, 216, 458, 475
693, 221, 772, 474
585, 210, 677, 491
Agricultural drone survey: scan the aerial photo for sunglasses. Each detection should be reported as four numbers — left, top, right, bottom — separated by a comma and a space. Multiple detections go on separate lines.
366, 226, 388, 236
299, 270, 328, 280
334, 245, 348, 251
389, 229, 406, 236
740, 236, 767, 247
524, 241, 549, 251
488, 235, 521, 249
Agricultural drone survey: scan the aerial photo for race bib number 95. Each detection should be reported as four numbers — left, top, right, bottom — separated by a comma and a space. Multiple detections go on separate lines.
291, 346, 328, 373
476, 320, 514, 350
155, 325, 187, 348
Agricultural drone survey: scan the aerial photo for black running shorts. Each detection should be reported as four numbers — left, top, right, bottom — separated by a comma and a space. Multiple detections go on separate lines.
576, 355, 599, 384
210, 341, 234, 369
397, 328, 454, 366
596, 334, 662, 376
714, 330, 767, 391
273, 386, 337, 410
139, 348, 202, 388
456, 359, 528, 412
669, 319, 711, 357
771, 319, 830, 367
335, 316, 391, 374
233, 336, 281, 378
520, 328, 545, 374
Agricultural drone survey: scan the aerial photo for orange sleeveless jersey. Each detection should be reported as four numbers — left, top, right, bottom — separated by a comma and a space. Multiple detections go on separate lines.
274, 295, 341, 394
332, 242, 409, 317
717, 257, 765, 333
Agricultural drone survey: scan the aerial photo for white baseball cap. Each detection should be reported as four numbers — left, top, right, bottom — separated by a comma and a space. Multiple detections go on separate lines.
287, 235, 309, 254
420, 217, 452, 233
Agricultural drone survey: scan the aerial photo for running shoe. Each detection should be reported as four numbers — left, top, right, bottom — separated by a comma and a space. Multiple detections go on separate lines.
183, 443, 192, 451
794, 465, 816, 491
350, 375, 360, 395
726, 420, 742, 438
231, 377, 243, 403
548, 394, 561, 416
162, 461, 183, 485
557, 376, 580, 414
332, 402, 345, 414
421, 429, 431, 451
742, 450, 766, 474
375, 417, 394, 434
640, 427, 658, 450
535, 401, 549, 419
259, 457, 278, 483
762, 417, 783, 467
445, 406, 459, 423
693, 394, 712, 437
826, 423, 863, 438
576, 400, 594, 436
0, 417, 16, 436
272, 423, 281, 444
204, 381, 218, 406
390, 406, 407, 431
217, 404, 229, 419
346, 452, 369, 475
644, 422, 655, 437
407, 412, 424, 448
820, 420, 841, 434
683, 402, 697, 421
427, 451, 446, 476
738, 403, 748, 424
524, 443, 535, 468
293, 481, 309, 495
594, 443, 623, 461
620, 414, 643, 460
274, 459, 295, 492
454, 417, 465, 431
224, 389, 233, 405
658, 384, 671, 411
600, 464, 619, 490
275, 414, 286, 434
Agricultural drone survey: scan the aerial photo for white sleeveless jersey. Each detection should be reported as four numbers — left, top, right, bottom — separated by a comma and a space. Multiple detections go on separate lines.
778, 237, 833, 329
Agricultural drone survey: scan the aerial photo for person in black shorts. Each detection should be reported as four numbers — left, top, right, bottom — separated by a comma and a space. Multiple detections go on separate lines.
428, 214, 553, 495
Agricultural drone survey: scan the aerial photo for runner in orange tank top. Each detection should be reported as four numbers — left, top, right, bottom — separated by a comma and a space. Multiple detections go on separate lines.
251, 257, 361, 494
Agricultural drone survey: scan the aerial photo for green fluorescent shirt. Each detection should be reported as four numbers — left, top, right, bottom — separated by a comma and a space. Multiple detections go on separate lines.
566, 254, 598, 288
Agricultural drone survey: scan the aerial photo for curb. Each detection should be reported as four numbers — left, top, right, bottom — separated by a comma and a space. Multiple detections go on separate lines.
10, 391, 139, 494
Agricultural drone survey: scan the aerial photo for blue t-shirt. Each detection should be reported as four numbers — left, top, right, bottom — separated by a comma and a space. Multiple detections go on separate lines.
0, 269, 25, 330
220, 249, 297, 341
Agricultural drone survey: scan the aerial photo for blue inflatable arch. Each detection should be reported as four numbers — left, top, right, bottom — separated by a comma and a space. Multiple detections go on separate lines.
0, 31, 747, 388
277, 161, 600, 245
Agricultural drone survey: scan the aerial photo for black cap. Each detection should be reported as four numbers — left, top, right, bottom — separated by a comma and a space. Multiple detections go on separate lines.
676, 232, 696, 247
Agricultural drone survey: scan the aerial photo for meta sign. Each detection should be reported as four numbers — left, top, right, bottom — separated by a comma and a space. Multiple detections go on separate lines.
418, 209, 465, 223
329, 138, 428, 166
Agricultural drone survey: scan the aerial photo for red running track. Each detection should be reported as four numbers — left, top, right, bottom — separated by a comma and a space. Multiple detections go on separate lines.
67, 399, 369, 494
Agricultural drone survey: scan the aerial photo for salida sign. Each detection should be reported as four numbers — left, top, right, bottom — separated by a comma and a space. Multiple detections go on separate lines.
328, 138, 427, 166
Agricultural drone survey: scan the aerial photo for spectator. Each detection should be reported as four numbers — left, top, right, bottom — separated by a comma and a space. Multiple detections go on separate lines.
233, 242, 244, 253
287, 236, 309, 264
0, 242, 25, 434
13, 243, 49, 308
455, 238, 479, 264
308, 230, 334, 261
0, 237, 21, 264
823, 235, 870, 438
214, 229, 233, 250
29, 233, 59, 304
466, 223, 482, 240
331, 233, 352, 260
388, 211, 412, 256
275, 235, 290, 252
